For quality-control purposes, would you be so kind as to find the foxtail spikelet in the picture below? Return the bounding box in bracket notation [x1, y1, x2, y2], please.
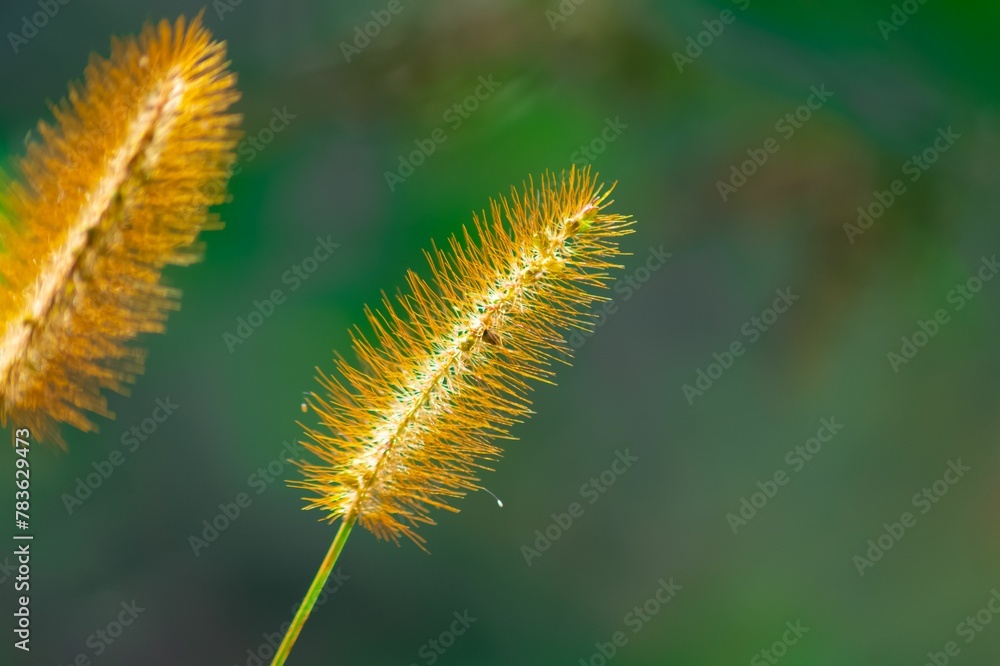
[294, 166, 633, 548]
[0, 15, 241, 446]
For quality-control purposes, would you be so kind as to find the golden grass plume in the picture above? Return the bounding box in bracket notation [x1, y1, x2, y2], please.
[0, 15, 241, 446]
[293, 166, 634, 548]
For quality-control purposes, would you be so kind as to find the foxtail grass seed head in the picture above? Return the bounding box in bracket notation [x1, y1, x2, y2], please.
[0, 15, 241, 446]
[293, 166, 634, 549]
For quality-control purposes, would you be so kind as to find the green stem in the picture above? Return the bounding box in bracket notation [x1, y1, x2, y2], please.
[270, 513, 357, 666]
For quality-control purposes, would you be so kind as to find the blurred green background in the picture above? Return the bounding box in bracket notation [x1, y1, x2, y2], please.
[2, 0, 1000, 664]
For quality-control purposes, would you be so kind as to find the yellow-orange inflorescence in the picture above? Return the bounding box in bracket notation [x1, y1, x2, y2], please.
[0, 15, 241, 446]
[293, 167, 634, 548]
